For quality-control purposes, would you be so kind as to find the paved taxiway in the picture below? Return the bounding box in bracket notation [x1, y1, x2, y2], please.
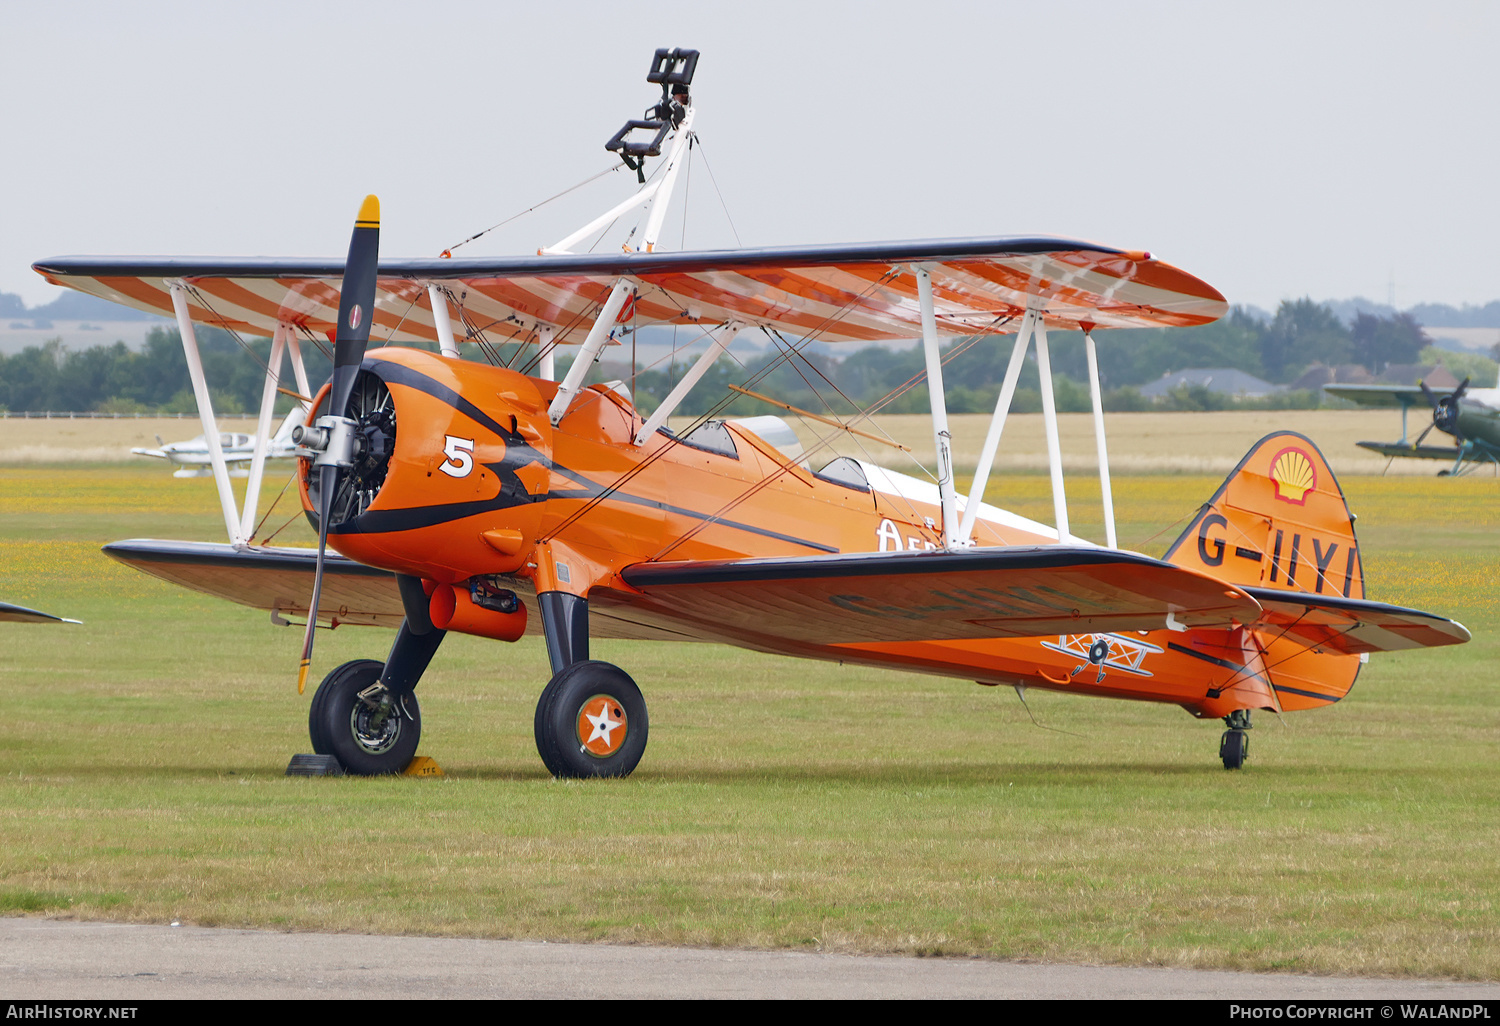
[3, 919, 1498, 999]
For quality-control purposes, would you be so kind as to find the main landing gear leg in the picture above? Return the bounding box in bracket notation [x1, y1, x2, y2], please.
[534, 591, 648, 779]
[308, 574, 444, 775]
[1219, 709, 1251, 770]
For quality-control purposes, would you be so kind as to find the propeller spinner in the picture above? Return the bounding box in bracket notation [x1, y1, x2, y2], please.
[295, 194, 381, 694]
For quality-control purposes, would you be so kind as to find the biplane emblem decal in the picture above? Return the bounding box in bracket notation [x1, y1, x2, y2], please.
[1040, 633, 1164, 684]
[1269, 447, 1316, 505]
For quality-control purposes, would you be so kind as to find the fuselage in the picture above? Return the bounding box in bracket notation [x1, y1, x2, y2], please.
[303, 348, 1356, 721]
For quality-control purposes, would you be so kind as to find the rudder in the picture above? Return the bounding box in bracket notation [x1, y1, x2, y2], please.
[1163, 432, 1363, 600]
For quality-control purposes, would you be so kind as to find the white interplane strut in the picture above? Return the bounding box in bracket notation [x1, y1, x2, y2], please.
[167, 281, 242, 544]
[958, 308, 1038, 545]
[240, 322, 289, 542]
[633, 323, 744, 446]
[548, 280, 633, 424]
[426, 284, 460, 358]
[1033, 316, 1071, 542]
[1084, 329, 1117, 548]
[536, 324, 556, 381]
[915, 265, 960, 548]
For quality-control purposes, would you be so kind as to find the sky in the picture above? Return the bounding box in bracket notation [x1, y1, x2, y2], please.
[3, 0, 1498, 314]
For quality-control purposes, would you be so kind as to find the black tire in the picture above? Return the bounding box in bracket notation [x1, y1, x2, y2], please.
[309, 658, 420, 775]
[1219, 728, 1249, 770]
[307, 659, 380, 754]
[533, 661, 648, 779]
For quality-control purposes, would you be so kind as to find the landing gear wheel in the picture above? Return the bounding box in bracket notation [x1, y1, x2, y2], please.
[534, 660, 648, 779]
[1220, 729, 1249, 770]
[309, 658, 421, 775]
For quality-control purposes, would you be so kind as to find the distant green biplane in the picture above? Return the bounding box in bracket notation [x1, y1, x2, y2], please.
[1325, 379, 1500, 475]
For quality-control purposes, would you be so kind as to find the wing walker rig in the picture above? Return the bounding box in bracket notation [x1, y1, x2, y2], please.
[35, 49, 1470, 778]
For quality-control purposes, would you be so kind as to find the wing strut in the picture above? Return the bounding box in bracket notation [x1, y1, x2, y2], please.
[167, 280, 243, 544]
[959, 308, 1037, 545]
[240, 322, 289, 542]
[915, 265, 960, 548]
[1033, 313, 1072, 543]
[1083, 327, 1117, 548]
[549, 279, 634, 424]
[425, 284, 460, 358]
[633, 322, 744, 445]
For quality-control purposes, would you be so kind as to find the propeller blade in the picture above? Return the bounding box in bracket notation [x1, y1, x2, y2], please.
[331, 194, 381, 420]
[1419, 379, 1439, 410]
[298, 195, 381, 695]
[1453, 376, 1471, 402]
[298, 464, 338, 694]
[1413, 422, 1436, 448]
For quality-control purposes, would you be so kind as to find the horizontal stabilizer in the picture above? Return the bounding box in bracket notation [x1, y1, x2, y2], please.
[620, 546, 1262, 645]
[1246, 587, 1470, 653]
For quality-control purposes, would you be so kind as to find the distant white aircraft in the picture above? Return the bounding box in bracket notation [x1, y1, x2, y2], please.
[132, 408, 305, 478]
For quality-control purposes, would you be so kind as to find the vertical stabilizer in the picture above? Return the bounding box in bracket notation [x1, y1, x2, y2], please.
[1163, 432, 1362, 600]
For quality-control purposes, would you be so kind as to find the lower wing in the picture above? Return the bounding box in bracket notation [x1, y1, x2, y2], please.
[618, 546, 1262, 645]
[1, 602, 81, 625]
[1355, 441, 1463, 461]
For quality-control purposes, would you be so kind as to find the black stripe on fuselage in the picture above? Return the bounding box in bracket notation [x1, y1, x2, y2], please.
[352, 358, 838, 553]
[1166, 641, 1338, 701]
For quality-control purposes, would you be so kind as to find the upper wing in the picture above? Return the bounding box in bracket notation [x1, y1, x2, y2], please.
[616, 546, 1261, 646]
[35, 237, 1226, 346]
[1323, 384, 1429, 408]
[1244, 587, 1470, 653]
[0, 601, 81, 624]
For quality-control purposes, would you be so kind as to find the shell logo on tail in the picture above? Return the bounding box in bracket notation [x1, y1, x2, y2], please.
[1270, 447, 1316, 504]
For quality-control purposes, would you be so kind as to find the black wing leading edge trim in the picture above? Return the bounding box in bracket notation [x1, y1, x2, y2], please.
[623, 545, 1183, 588]
[33, 236, 1123, 282]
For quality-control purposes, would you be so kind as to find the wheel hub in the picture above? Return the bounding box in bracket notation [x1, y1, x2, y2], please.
[350, 690, 402, 755]
[576, 694, 628, 757]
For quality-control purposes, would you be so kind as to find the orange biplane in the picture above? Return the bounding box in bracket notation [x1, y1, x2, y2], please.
[34, 49, 1468, 776]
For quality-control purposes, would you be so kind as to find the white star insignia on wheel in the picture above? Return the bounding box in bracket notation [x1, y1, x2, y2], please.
[585, 703, 622, 748]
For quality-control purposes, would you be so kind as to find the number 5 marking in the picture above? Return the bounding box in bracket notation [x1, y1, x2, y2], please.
[440, 435, 475, 478]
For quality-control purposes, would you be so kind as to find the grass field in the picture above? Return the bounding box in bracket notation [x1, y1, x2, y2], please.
[1, 451, 1498, 978]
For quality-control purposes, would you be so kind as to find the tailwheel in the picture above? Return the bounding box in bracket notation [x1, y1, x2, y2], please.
[534, 660, 648, 779]
[1219, 709, 1251, 770]
[310, 658, 422, 775]
[1220, 729, 1249, 770]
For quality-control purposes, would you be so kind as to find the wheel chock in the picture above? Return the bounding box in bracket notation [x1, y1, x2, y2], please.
[285, 754, 343, 776]
[403, 755, 444, 777]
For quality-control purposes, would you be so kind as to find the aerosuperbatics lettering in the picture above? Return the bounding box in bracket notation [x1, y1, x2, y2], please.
[876, 518, 937, 552]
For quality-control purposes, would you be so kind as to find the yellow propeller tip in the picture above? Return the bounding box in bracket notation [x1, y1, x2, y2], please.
[355, 194, 380, 228]
[298, 660, 310, 696]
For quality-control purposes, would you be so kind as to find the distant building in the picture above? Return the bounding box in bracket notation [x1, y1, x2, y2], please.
[1140, 368, 1281, 400]
[1291, 362, 1458, 390]
[1289, 364, 1374, 390]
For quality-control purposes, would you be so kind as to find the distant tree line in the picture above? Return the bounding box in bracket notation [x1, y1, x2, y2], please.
[0, 301, 1491, 416]
[0, 327, 332, 414]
